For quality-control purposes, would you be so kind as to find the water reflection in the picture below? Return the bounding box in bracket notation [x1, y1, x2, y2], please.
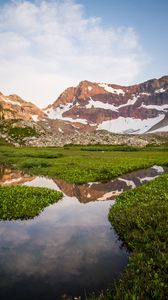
[0, 167, 34, 186]
[0, 165, 166, 202]
[0, 198, 128, 299]
[0, 165, 167, 299]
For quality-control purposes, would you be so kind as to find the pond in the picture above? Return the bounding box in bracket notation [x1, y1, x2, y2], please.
[0, 165, 167, 300]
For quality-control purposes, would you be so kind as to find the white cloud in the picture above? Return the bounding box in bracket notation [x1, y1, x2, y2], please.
[0, 0, 148, 107]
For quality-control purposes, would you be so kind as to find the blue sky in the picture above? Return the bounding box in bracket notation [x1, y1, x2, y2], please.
[0, 0, 167, 107]
[83, 0, 168, 79]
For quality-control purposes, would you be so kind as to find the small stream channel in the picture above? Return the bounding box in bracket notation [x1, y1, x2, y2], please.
[0, 165, 167, 300]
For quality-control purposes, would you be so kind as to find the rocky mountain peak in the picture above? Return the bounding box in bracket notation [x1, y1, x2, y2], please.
[76, 80, 106, 99]
[44, 75, 168, 135]
[1, 76, 168, 137]
[47, 86, 77, 110]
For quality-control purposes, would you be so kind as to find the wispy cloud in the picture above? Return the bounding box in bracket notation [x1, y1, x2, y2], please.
[0, 0, 148, 107]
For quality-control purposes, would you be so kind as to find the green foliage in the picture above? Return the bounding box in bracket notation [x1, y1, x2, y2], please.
[108, 174, 168, 300]
[0, 185, 63, 220]
[0, 147, 63, 159]
[8, 126, 38, 138]
[81, 144, 168, 152]
[24, 151, 63, 159]
[20, 159, 52, 169]
[0, 145, 168, 183]
[145, 143, 168, 151]
[81, 145, 140, 152]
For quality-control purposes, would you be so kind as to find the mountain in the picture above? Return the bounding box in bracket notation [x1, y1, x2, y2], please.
[0, 92, 44, 121]
[1, 76, 168, 137]
[44, 76, 168, 134]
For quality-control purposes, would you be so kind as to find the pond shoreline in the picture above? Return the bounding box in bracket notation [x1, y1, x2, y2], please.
[0, 165, 167, 299]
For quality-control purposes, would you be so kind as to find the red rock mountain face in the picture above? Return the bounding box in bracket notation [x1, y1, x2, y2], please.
[1, 76, 168, 134]
[44, 76, 168, 134]
[0, 92, 45, 121]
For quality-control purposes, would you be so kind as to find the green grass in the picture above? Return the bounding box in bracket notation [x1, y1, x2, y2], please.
[0, 185, 63, 220]
[81, 144, 168, 152]
[80, 145, 140, 151]
[0, 138, 11, 146]
[107, 173, 168, 300]
[0, 145, 168, 183]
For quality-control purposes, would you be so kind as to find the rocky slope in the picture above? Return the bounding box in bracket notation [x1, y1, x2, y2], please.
[23, 131, 168, 148]
[44, 76, 168, 134]
[0, 92, 45, 121]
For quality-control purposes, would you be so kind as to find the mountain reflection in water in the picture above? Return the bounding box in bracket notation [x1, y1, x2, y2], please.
[0, 165, 167, 300]
[0, 165, 166, 202]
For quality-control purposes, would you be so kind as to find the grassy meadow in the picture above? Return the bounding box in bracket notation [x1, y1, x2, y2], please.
[0, 144, 168, 183]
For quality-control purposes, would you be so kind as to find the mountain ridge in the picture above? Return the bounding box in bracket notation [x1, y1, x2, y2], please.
[1, 75, 168, 135]
[44, 75, 168, 134]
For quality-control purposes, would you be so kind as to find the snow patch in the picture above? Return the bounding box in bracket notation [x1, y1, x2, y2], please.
[155, 88, 166, 94]
[86, 97, 118, 111]
[118, 95, 139, 108]
[118, 178, 136, 188]
[138, 176, 155, 183]
[97, 115, 165, 134]
[98, 83, 125, 95]
[140, 92, 151, 96]
[140, 103, 168, 111]
[86, 95, 139, 111]
[90, 123, 97, 127]
[88, 86, 92, 91]
[44, 105, 88, 124]
[152, 165, 164, 172]
[97, 190, 122, 201]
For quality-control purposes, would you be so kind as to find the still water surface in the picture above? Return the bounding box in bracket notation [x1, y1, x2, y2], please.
[0, 165, 167, 299]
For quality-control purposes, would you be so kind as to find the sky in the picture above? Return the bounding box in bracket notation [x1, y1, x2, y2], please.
[0, 0, 167, 108]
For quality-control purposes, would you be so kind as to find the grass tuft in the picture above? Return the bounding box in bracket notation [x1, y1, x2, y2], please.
[0, 185, 63, 220]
